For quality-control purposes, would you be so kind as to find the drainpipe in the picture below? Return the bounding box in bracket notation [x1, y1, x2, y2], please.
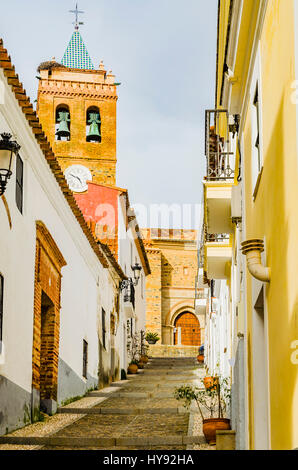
[241, 239, 270, 283]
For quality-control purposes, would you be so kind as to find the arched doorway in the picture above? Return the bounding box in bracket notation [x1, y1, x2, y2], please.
[174, 312, 201, 346]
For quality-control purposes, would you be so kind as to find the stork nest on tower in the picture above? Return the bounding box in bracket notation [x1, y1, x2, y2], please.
[37, 60, 66, 73]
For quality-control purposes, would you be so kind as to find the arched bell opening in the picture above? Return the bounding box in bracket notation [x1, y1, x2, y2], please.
[55, 105, 71, 141]
[86, 106, 101, 143]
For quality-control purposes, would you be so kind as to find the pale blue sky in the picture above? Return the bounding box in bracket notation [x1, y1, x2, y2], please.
[0, 0, 218, 228]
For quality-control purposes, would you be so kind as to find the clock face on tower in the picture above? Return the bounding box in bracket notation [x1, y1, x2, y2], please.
[64, 164, 92, 192]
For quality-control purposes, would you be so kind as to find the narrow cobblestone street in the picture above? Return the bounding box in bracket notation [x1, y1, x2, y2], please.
[0, 358, 212, 451]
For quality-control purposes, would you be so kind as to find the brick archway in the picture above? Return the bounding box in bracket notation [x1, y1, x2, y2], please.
[31, 222, 66, 420]
[174, 312, 201, 346]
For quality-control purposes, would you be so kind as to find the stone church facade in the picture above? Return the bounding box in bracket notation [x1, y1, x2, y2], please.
[142, 229, 203, 357]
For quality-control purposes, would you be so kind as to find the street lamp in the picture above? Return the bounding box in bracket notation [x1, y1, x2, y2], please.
[0, 133, 21, 196]
[120, 262, 142, 291]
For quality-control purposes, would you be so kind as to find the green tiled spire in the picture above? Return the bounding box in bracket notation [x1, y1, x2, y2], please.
[61, 30, 94, 70]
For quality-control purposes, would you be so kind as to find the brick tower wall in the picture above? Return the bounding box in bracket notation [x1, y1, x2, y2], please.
[37, 67, 117, 186]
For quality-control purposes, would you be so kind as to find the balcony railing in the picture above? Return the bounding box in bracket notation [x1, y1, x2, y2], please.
[205, 109, 236, 182]
[206, 233, 230, 243]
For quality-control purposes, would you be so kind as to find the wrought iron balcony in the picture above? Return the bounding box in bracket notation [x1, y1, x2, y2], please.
[205, 109, 237, 182]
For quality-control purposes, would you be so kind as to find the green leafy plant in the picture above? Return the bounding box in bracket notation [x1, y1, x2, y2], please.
[174, 375, 231, 420]
[145, 331, 160, 343]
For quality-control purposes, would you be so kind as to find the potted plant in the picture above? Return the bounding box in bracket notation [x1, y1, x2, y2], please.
[197, 354, 204, 364]
[197, 345, 204, 363]
[174, 376, 231, 445]
[145, 331, 160, 345]
[127, 360, 139, 374]
[127, 332, 140, 374]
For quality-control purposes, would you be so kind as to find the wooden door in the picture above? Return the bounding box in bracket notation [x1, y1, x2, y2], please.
[174, 312, 200, 346]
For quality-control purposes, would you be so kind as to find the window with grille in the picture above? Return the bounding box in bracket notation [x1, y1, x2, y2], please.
[102, 308, 106, 349]
[15, 154, 23, 214]
[83, 340, 88, 378]
[0, 275, 4, 353]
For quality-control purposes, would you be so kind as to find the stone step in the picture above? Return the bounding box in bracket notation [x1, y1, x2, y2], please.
[147, 365, 198, 369]
[110, 383, 202, 390]
[57, 407, 192, 415]
[88, 391, 194, 398]
[0, 435, 202, 448]
[130, 376, 200, 382]
[142, 371, 199, 375]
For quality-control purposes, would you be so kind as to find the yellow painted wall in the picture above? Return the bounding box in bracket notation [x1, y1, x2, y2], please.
[216, 0, 298, 450]
[241, 0, 298, 450]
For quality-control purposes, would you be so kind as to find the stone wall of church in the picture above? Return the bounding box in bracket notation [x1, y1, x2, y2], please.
[142, 230, 200, 355]
[142, 249, 162, 339]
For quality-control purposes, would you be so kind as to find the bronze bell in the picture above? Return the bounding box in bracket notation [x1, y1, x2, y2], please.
[56, 111, 70, 140]
[87, 112, 101, 142]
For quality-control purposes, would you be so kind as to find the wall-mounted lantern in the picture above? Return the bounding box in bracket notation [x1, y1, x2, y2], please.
[0, 133, 21, 196]
[120, 262, 142, 291]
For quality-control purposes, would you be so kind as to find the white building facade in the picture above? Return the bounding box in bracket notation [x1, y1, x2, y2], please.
[0, 42, 128, 435]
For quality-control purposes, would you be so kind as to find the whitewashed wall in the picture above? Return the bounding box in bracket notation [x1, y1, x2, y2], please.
[0, 68, 118, 434]
[118, 196, 147, 368]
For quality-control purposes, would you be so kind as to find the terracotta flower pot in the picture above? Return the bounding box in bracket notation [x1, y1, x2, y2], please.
[137, 361, 144, 369]
[203, 376, 219, 390]
[127, 363, 138, 374]
[197, 354, 204, 363]
[140, 355, 149, 364]
[203, 418, 231, 445]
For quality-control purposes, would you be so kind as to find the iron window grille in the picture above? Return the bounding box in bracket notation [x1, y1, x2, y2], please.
[15, 154, 23, 214]
[83, 339, 88, 379]
[102, 308, 106, 349]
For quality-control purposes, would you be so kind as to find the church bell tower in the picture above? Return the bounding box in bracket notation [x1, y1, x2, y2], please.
[37, 5, 118, 188]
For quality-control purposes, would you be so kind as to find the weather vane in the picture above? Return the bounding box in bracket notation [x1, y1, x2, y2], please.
[69, 3, 84, 30]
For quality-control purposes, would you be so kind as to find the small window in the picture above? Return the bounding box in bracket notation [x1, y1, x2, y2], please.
[55, 105, 71, 141]
[102, 308, 106, 349]
[252, 82, 263, 198]
[15, 154, 23, 214]
[0, 275, 4, 353]
[86, 107, 101, 143]
[83, 339, 88, 378]
[183, 267, 189, 276]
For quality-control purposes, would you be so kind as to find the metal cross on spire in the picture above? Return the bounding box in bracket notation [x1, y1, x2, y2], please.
[69, 3, 84, 30]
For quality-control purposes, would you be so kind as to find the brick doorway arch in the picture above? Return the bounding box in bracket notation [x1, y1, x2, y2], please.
[174, 312, 201, 346]
[31, 222, 66, 421]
